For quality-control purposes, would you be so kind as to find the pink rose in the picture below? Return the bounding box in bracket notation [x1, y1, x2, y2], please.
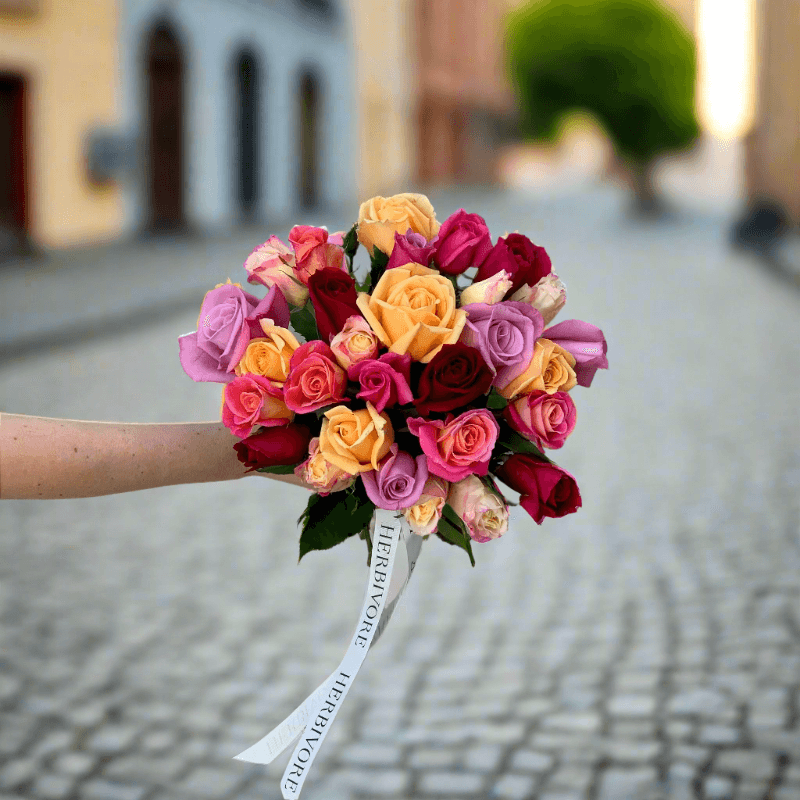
[221, 373, 294, 439]
[347, 352, 414, 412]
[243, 236, 309, 307]
[330, 316, 380, 369]
[403, 475, 449, 536]
[433, 209, 493, 276]
[408, 408, 499, 482]
[361, 444, 429, 511]
[294, 437, 355, 495]
[289, 225, 346, 284]
[283, 340, 347, 413]
[386, 230, 437, 270]
[504, 390, 576, 450]
[448, 475, 509, 543]
[509, 273, 567, 326]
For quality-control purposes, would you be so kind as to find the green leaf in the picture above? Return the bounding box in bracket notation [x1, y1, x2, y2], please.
[342, 224, 359, 260]
[256, 463, 299, 475]
[486, 390, 508, 411]
[436, 503, 476, 567]
[298, 488, 376, 561]
[290, 304, 320, 342]
[496, 422, 551, 461]
[367, 246, 390, 295]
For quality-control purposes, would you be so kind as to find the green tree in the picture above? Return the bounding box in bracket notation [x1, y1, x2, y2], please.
[507, 0, 700, 215]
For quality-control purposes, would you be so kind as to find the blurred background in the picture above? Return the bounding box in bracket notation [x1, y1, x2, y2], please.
[2, 2, 800, 800]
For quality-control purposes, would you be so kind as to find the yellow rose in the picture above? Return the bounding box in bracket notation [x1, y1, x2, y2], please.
[497, 338, 577, 399]
[356, 263, 466, 363]
[356, 193, 440, 256]
[235, 323, 300, 384]
[318, 403, 394, 475]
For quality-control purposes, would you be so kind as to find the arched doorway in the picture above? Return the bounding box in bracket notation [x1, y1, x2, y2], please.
[233, 49, 260, 219]
[145, 24, 185, 230]
[298, 70, 320, 209]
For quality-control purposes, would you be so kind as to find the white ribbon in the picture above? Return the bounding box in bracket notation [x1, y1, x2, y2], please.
[234, 511, 422, 798]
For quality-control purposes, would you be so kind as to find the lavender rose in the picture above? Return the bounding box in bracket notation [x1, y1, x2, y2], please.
[543, 319, 608, 387]
[433, 209, 493, 276]
[178, 282, 290, 383]
[361, 445, 429, 511]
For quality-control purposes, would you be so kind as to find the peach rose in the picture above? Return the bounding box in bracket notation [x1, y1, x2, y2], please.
[403, 476, 449, 536]
[294, 437, 355, 495]
[496, 338, 577, 399]
[357, 193, 440, 256]
[235, 324, 300, 385]
[318, 403, 394, 475]
[356, 263, 466, 363]
[329, 316, 380, 370]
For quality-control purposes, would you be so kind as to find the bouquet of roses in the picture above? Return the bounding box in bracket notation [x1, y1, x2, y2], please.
[178, 192, 607, 797]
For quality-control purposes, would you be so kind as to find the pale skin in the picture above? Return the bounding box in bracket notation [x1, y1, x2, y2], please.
[0, 413, 308, 500]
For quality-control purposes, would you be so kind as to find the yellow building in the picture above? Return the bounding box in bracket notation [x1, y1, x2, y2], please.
[0, 0, 123, 252]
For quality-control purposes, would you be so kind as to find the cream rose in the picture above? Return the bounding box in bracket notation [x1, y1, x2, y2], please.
[459, 269, 513, 306]
[318, 403, 394, 475]
[294, 438, 355, 494]
[329, 316, 380, 370]
[403, 476, 449, 536]
[356, 263, 466, 363]
[448, 475, 509, 543]
[357, 193, 440, 256]
[509, 273, 567, 326]
[235, 323, 300, 384]
[496, 338, 577, 399]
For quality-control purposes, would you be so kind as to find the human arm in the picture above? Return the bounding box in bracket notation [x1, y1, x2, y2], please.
[0, 413, 307, 500]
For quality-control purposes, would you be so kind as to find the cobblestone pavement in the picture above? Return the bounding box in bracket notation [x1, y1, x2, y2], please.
[1, 188, 800, 800]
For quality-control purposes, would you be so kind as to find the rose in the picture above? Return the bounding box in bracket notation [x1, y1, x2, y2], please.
[403, 476, 449, 536]
[356, 263, 466, 363]
[243, 236, 309, 307]
[329, 316, 380, 369]
[288, 225, 346, 284]
[504, 391, 576, 450]
[221, 374, 294, 438]
[294, 437, 355, 495]
[459, 301, 544, 386]
[510, 273, 567, 326]
[475, 233, 552, 296]
[495, 454, 581, 524]
[543, 319, 608, 387]
[307, 268, 363, 343]
[283, 340, 347, 413]
[348, 353, 414, 412]
[235, 323, 300, 384]
[386, 230, 437, 270]
[233, 424, 312, 472]
[447, 475, 509, 543]
[361, 444, 429, 511]
[408, 408, 499, 482]
[414, 343, 493, 415]
[357, 193, 440, 257]
[318, 403, 394, 474]
[178, 282, 290, 383]
[459, 270, 513, 306]
[432, 209, 493, 275]
[496, 338, 577, 399]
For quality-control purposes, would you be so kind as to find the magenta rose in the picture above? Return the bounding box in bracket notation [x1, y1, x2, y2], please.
[543, 319, 608, 387]
[408, 408, 499, 482]
[347, 352, 414, 412]
[233, 424, 312, 472]
[504, 390, 576, 450]
[475, 233, 552, 296]
[289, 225, 346, 284]
[459, 301, 544, 385]
[178, 283, 290, 383]
[495, 454, 581, 524]
[283, 340, 347, 413]
[432, 209, 493, 276]
[307, 268, 363, 343]
[361, 444, 429, 511]
[386, 230, 437, 270]
[222, 373, 294, 438]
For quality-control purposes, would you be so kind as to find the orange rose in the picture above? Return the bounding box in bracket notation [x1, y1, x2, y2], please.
[356, 193, 440, 256]
[496, 338, 577, 399]
[318, 404, 394, 474]
[356, 263, 466, 363]
[234, 324, 300, 384]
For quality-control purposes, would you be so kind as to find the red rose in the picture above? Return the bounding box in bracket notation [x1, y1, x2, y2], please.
[495, 454, 581, 524]
[234, 424, 312, 472]
[307, 268, 363, 342]
[432, 209, 493, 276]
[475, 233, 552, 295]
[414, 343, 493, 415]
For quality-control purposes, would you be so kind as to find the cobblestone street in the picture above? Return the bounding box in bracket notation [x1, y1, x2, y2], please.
[1, 187, 799, 800]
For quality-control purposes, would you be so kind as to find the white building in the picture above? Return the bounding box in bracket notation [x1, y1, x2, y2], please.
[118, 0, 356, 234]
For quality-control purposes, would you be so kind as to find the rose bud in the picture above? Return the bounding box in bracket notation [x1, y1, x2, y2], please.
[403, 476, 449, 536]
[447, 475, 509, 543]
[307, 268, 363, 343]
[294, 437, 355, 495]
[234, 424, 312, 472]
[386, 229, 437, 270]
[330, 316, 380, 370]
[495, 454, 581, 524]
[289, 225, 346, 285]
[459, 270, 513, 306]
[510, 273, 567, 326]
[221, 373, 294, 439]
[432, 209, 493, 276]
[543, 319, 608, 387]
[504, 390, 576, 450]
[414, 343, 493, 416]
[243, 236, 309, 307]
[283, 340, 347, 413]
[348, 352, 414, 413]
[361, 445, 429, 511]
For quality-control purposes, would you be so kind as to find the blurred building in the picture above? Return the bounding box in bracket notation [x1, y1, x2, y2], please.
[118, 0, 357, 234]
[0, 0, 124, 254]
